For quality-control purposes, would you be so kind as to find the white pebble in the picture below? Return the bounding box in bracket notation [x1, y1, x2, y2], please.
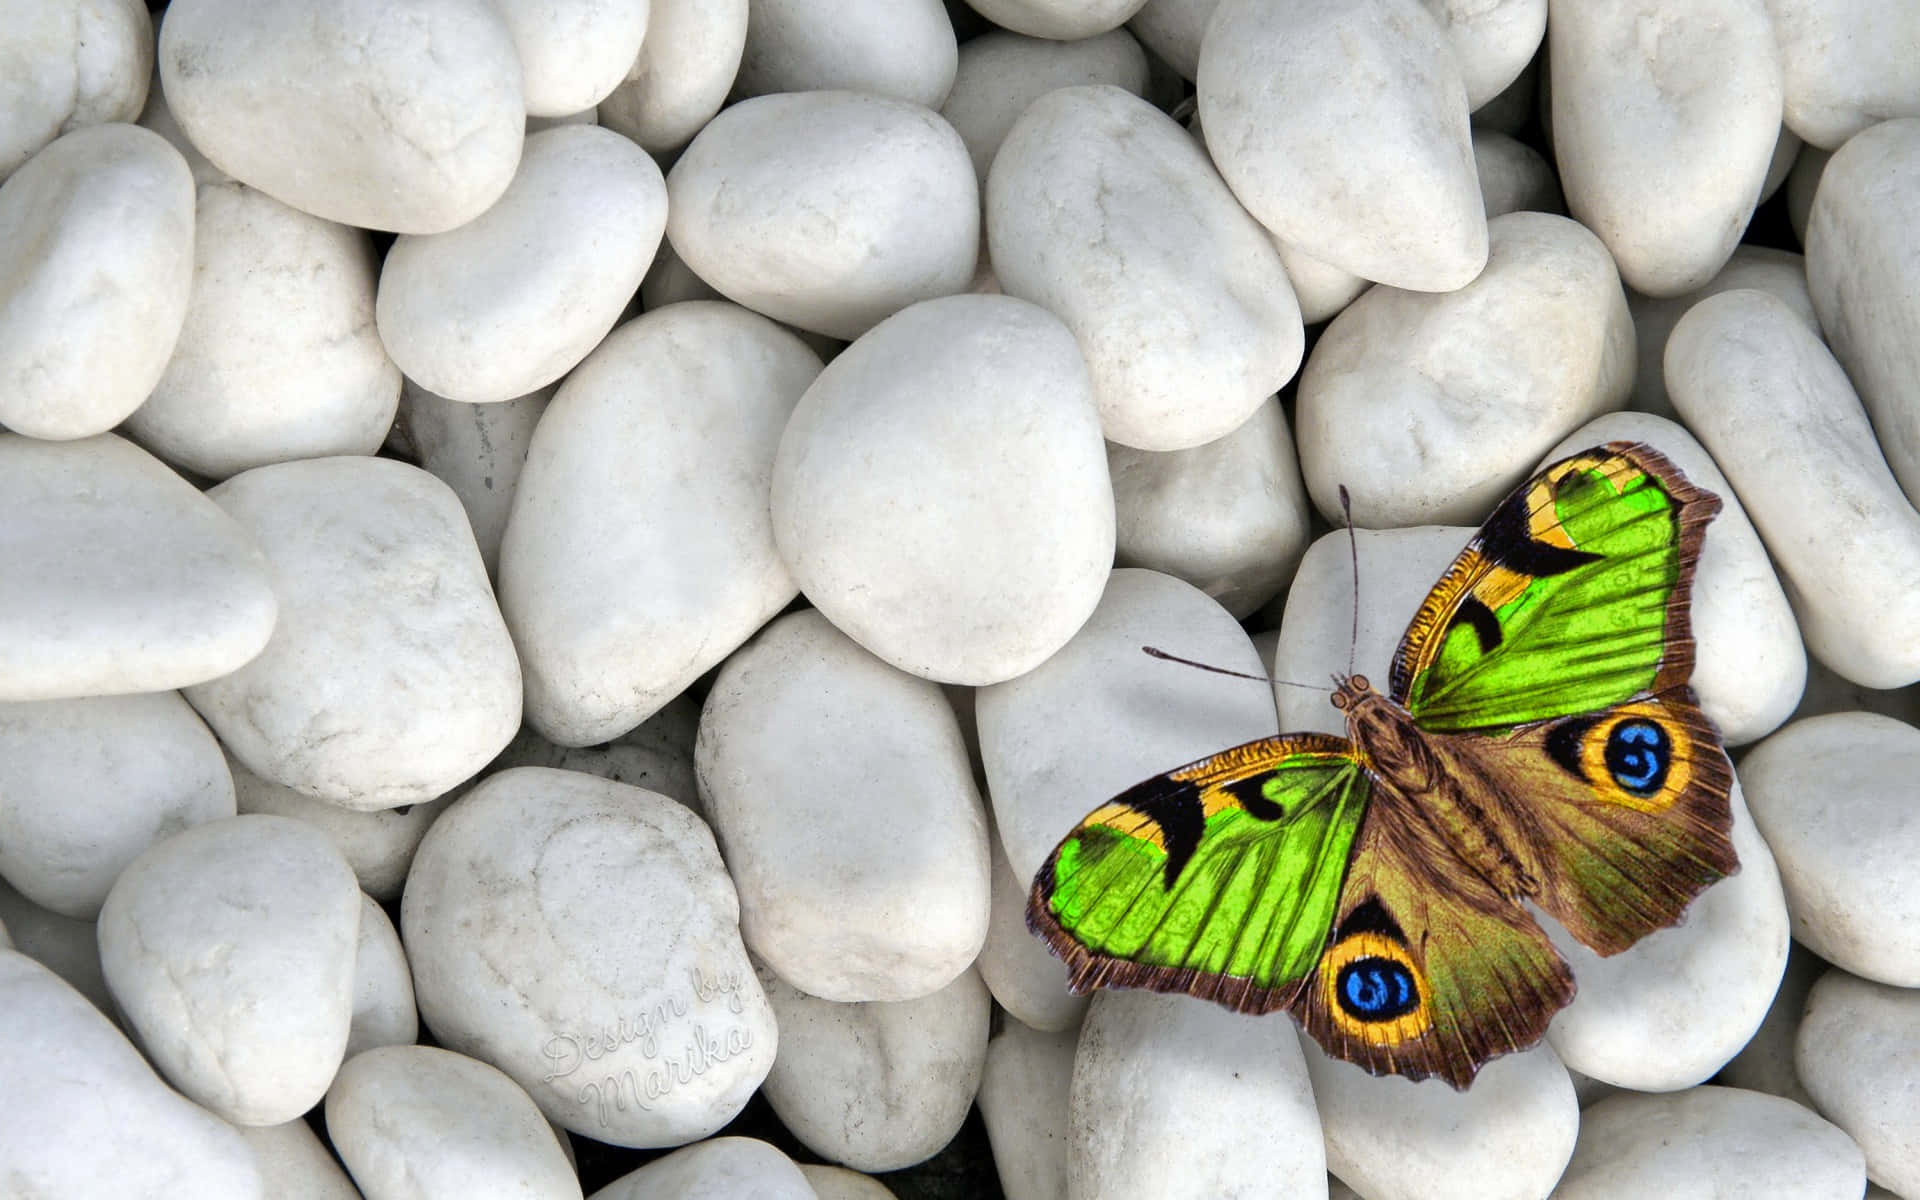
[979, 1019, 1074, 1200]
[966, 0, 1147, 40]
[231, 1119, 360, 1200]
[501, 303, 819, 746]
[1740, 712, 1920, 986]
[942, 29, 1149, 188]
[1667, 288, 1920, 688]
[187, 457, 522, 809]
[1425, 0, 1545, 111]
[402, 768, 775, 1148]
[0, 433, 276, 701]
[588, 1137, 814, 1200]
[229, 756, 450, 902]
[1770, 0, 1920, 148]
[345, 893, 418, 1060]
[1548, 0, 1782, 297]
[595, 0, 747, 153]
[697, 608, 989, 1002]
[1199, 0, 1485, 291]
[1108, 399, 1312, 619]
[989, 86, 1303, 451]
[1796, 967, 1920, 1197]
[1551, 1086, 1864, 1197]
[97, 815, 362, 1125]
[377, 126, 665, 405]
[666, 91, 977, 340]
[736, 0, 956, 109]
[771, 295, 1113, 685]
[1296, 211, 1632, 527]
[0, 692, 234, 919]
[325, 1044, 582, 1200]
[0, 0, 152, 178]
[758, 964, 989, 1172]
[396, 381, 551, 580]
[1805, 117, 1920, 508]
[159, 0, 525, 234]
[1071, 991, 1323, 1197]
[0, 950, 262, 1198]
[975, 827, 1087, 1033]
[0, 123, 193, 439]
[489, 0, 651, 118]
[1627, 245, 1817, 421]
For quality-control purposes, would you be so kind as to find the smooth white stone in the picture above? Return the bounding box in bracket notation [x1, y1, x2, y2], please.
[1740, 712, 1920, 986]
[0, 875, 113, 1018]
[1108, 400, 1310, 619]
[1542, 410, 1807, 745]
[1667, 288, 1920, 688]
[98, 815, 361, 1125]
[403, 767, 775, 1148]
[589, 1137, 814, 1200]
[595, 0, 747, 153]
[736, 0, 956, 109]
[1797, 967, 1920, 1196]
[979, 1019, 1074, 1200]
[1473, 128, 1562, 218]
[1805, 118, 1920, 508]
[965, 0, 1147, 40]
[771, 294, 1112, 684]
[976, 826, 1087, 1033]
[1273, 239, 1371, 325]
[1127, 0, 1214, 80]
[491, 0, 650, 117]
[989, 85, 1303, 450]
[1199, 0, 1486, 291]
[1549, 0, 1782, 296]
[159, 0, 524, 233]
[799, 1163, 898, 1200]
[1552, 1086, 1865, 1198]
[230, 756, 450, 903]
[758, 965, 989, 1172]
[978, 568, 1278, 885]
[326, 1044, 581, 1200]
[1296, 211, 1633, 527]
[1543, 780, 1790, 1089]
[378, 126, 666, 404]
[1719, 939, 1823, 1108]
[1071, 991, 1322, 1198]
[492, 693, 702, 812]
[697, 609, 989, 1003]
[0, 692, 233, 920]
[188, 457, 522, 808]
[0, 951, 262, 1198]
[1424, 0, 1545, 110]
[0, 434, 276, 701]
[0, 0, 152, 178]
[232, 1118, 360, 1200]
[1302, 1039, 1576, 1200]
[501, 303, 818, 746]
[345, 893, 417, 1060]
[942, 30, 1149, 187]
[666, 91, 977, 340]
[1786, 143, 1831, 244]
[0, 123, 193, 438]
[1627, 245, 1816, 421]
[397, 382, 552, 581]
[1770, 0, 1920, 148]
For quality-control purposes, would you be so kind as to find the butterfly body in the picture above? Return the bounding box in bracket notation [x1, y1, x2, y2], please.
[1028, 443, 1738, 1087]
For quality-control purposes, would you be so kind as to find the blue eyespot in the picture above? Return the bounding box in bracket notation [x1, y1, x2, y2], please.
[1604, 718, 1670, 795]
[1336, 957, 1419, 1021]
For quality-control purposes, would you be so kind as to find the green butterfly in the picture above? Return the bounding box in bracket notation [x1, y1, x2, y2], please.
[1027, 442, 1739, 1088]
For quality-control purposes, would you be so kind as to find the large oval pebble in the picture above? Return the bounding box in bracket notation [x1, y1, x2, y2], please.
[490, 0, 649, 118]
[595, 0, 747, 153]
[1667, 288, 1920, 688]
[1430, 0, 1544, 111]
[1796, 967, 1920, 1196]
[979, 1019, 1075, 1200]
[1740, 712, 1920, 986]
[989, 85, 1302, 451]
[0, 0, 152, 178]
[1627, 245, 1817, 421]
[159, 0, 524, 233]
[735, 0, 956, 109]
[97, 814, 362, 1125]
[589, 1137, 814, 1200]
[771, 294, 1113, 685]
[187, 456, 522, 808]
[0, 950, 262, 1198]
[403, 767, 775, 1148]
[378, 126, 666, 405]
[501, 302, 819, 746]
[666, 91, 976, 340]
[0, 122, 193, 439]
[0, 433, 276, 701]
[1297, 211, 1633, 527]
[1771, 0, 1920, 148]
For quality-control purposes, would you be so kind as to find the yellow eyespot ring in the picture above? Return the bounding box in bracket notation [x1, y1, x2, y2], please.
[1318, 930, 1433, 1045]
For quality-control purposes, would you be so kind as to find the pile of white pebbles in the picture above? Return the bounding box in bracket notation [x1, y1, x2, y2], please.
[3, 0, 1919, 1197]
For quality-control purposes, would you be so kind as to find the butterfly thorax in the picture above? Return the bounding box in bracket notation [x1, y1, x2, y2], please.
[1333, 674, 1538, 901]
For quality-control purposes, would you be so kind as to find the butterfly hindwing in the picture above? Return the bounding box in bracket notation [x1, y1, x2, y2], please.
[1027, 735, 1370, 1013]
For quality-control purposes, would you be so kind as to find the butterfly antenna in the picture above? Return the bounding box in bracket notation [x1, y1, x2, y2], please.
[1141, 646, 1333, 694]
[1340, 485, 1360, 680]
